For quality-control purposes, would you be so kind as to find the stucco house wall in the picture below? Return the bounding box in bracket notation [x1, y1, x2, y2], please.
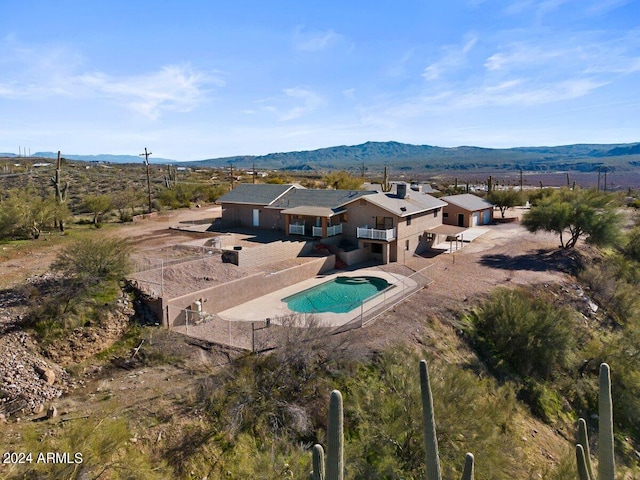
[221, 203, 283, 230]
[442, 204, 492, 228]
[342, 199, 396, 240]
[442, 203, 472, 227]
[396, 207, 443, 256]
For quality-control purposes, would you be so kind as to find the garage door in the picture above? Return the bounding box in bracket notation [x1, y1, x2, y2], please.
[483, 209, 491, 224]
[472, 212, 479, 226]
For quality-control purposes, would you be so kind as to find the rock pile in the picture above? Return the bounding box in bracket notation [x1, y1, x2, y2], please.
[0, 273, 137, 419]
[0, 331, 68, 417]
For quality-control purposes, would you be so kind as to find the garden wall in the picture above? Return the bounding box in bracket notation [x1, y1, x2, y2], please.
[165, 255, 335, 327]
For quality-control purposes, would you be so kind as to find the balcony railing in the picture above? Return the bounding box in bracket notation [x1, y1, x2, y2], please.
[312, 223, 343, 237]
[328, 223, 342, 236]
[289, 223, 305, 235]
[357, 226, 396, 241]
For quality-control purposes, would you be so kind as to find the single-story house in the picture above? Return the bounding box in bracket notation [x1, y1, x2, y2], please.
[217, 182, 447, 264]
[440, 193, 494, 228]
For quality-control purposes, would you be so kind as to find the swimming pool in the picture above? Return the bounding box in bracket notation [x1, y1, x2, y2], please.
[282, 276, 391, 314]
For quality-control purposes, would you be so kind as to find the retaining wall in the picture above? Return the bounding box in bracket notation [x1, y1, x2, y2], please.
[166, 255, 335, 327]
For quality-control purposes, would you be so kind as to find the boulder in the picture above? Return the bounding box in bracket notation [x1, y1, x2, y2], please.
[35, 366, 56, 385]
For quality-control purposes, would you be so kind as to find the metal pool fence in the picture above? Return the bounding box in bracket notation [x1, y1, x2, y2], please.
[169, 264, 434, 352]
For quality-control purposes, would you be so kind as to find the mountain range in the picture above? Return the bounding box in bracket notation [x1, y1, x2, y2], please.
[3, 141, 640, 173]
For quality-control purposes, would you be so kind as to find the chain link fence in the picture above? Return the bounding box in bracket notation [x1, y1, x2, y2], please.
[170, 264, 434, 351]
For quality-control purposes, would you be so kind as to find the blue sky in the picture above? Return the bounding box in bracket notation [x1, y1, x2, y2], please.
[1, 0, 639, 160]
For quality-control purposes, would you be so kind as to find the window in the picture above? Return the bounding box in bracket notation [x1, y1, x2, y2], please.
[433, 209, 438, 217]
[405, 240, 410, 250]
[406, 215, 412, 226]
[371, 243, 383, 254]
[443, 212, 449, 218]
[375, 216, 393, 230]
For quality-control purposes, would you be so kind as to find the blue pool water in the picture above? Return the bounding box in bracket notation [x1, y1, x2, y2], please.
[283, 276, 391, 314]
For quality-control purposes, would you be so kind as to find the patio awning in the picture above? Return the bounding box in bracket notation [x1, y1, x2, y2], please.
[280, 206, 343, 217]
[427, 225, 466, 237]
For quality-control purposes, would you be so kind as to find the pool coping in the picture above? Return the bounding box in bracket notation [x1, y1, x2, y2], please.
[215, 269, 418, 327]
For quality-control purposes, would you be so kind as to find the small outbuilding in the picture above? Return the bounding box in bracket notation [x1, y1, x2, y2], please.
[440, 193, 494, 228]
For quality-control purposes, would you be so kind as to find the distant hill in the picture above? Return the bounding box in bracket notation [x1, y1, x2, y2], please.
[4, 141, 640, 173]
[183, 141, 640, 173]
[30, 152, 176, 164]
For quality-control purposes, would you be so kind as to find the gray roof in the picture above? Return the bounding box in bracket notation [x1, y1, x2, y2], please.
[440, 193, 494, 211]
[359, 191, 447, 217]
[280, 206, 337, 217]
[362, 182, 439, 194]
[217, 183, 299, 206]
[269, 188, 375, 211]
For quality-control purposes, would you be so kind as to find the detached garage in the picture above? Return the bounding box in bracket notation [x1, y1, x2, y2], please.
[440, 194, 494, 228]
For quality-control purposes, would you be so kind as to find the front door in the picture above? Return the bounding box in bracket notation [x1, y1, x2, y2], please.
[252, 209, 260, 227]
[457, 213, 465, 227]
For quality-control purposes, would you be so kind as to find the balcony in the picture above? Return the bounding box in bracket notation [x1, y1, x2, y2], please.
[357, 226, 396, 241]
[289, 223, 305, 235]
[312, 223, 343, 237]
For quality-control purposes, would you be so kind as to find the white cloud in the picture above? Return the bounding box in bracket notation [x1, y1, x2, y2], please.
[279, 87, 324, 121]
[255, 86, 324, 121]
[77, 65, 219, 119]
[484, 44, 570, 71]
[294, 27, 343, 52]
[451, 78, 607, 108]
[422, 35, 477, 81]
[585, 0, 634, 15]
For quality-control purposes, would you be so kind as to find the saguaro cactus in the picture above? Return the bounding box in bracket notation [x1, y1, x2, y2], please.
[309, 444, 325, 480]
[50, 151, 69, 203]
[326, 390, 344, 480]
[575, 362, 615, 480]
[420, 359, 475, 480]
[310, 361, 476, 480]
[461, 453, 475, 480]
[164, 164, 177, 189]
[420, 359, 442, 480]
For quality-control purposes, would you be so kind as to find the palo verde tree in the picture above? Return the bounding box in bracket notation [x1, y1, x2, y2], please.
[487, 188, 524, 218]
[52, 237, 131, 285]
[0, 188, 62, 239]
[522, 188, 621, 249]
[82, 193, 112, 226]
[323, 170, 363, 190]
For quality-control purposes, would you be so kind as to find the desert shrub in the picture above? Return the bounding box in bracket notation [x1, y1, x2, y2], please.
[343, 348, 525, 480]
[52, 237, 131, 284]
[526, 187, 556, 206]
[624, 226, 640, 263]
[6, 417, 169, 479]
[466, 288, 575, 380]
[597, 329, 640, 440]
[22, 237, 130, 341]
[0, 189, 61, 239]
[578, 261, 640, 326]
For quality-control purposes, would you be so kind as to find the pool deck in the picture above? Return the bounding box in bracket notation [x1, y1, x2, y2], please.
[215, 269, 418, 327]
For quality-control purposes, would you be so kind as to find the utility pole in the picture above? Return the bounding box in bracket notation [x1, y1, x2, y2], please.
[604, 167, 608, 192]
[139, 147, 153, 214]
[230, 163, 235, 190]
[597, 167, 601, 192]
[519, 168, 523, 191]
[252, 162, 256, 184]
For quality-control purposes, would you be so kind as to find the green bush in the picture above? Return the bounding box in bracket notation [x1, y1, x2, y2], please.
[52, 237, 131, 284]
[466, 288, 575, 380]
[6, 417, 169, 479]
[343, 349, 525, 479]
